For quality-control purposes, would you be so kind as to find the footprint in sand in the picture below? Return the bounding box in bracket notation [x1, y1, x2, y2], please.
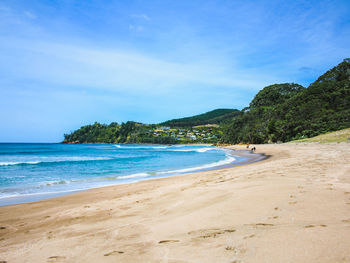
[188, 228, 236, 239]
[225, 245, 247, 255]
[304, 224, 315, 228]
[104, 251, 124, 256]
[47, 256, 66, 262]
[243, 234, 255, 239]
[46, 231, 54, 240]
[289, 201, 297, 205]
[304, 224, 327, 228]
[254, 223, 274, 227]
[158, 240, 179, 244]
[225, 246, 235, 251]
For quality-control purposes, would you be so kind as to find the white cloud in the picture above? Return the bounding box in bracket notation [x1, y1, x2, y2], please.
[23, 11, 36, 19]
[129, 24, 143, 31]
[131, 14, 151, 21]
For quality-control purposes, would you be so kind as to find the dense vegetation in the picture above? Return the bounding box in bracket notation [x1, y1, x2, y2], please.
[63, 121, 221, 144]
[64, 122, 175, 144]
[221, 59, 350, 143]
[161, 109, 239, 127]
[63, 122, 120, 144]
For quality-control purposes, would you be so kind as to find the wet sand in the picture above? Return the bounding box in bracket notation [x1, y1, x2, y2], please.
[0, 143, 350, 263]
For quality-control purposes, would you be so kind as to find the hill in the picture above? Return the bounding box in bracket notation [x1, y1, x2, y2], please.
[160, 109, 239, 127]
[63, 121, 223, 144]
[292, 128, 350, 143]
[222, 58, 350, 144]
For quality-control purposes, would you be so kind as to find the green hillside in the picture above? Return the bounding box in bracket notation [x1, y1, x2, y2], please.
[160, 109, 239, 127]
[62, 109, 234, 144]
[222, 58, 350, 144]
[292, 128, 350, 143]
[63, 121, 222, 144]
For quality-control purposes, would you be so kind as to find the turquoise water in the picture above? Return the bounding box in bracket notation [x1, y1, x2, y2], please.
[0, 143, 240, 206]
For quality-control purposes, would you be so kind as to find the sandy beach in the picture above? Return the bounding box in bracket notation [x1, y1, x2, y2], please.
[0, 143, 350, 263]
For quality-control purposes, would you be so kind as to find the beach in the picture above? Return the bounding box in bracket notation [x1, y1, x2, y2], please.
[0, 143, 350, 263]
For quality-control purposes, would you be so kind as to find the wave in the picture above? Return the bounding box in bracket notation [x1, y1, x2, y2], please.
[0, 161, 41, 166]
[170, 147, 215, 153]
[0, 156, 111, 166]
[0, 150, 59, 155]
[0, 154, 236, 203]
[45, 180, 69, 186]
[114, 145, 168, 149]
[118, 154, 235, 180]
[114, 145, 216, 153]
[158, 154, 236, 174]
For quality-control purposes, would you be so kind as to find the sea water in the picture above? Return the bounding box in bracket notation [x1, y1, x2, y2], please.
[0, 143, 242, 206]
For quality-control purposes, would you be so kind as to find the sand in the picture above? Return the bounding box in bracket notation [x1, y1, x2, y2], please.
[0, 143, 350, 263]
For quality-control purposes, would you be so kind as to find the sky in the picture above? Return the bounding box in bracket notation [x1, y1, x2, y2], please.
[0, 0, 349, 142]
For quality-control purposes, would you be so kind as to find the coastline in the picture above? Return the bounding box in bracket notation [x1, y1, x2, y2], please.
[0, 146, 265, 207]
[1, 143, 350, 262]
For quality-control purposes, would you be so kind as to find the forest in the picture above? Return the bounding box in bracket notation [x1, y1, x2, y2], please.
[63, 121, 222, 144]
[221, 59, 350, 143]
[161, 109, 239, 127]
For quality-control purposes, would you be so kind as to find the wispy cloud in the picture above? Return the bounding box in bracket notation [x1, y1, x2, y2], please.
[129, 24, 143, 31]
[131, 14, 151, 21]
[0, 37, 275, 95]
[23, 11, 36, 19]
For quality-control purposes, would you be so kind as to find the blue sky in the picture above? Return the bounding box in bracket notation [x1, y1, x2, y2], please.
[0, 0, 349, 142]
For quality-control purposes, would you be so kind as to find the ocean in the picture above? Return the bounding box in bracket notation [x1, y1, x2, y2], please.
[0, 143, 242, 206]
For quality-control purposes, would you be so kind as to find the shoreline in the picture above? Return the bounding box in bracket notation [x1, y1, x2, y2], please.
[1, 143, 349, 262]
[0, 147, 266, 207]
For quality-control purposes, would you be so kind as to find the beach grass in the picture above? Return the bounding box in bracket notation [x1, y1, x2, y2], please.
[292, 128, 350, 143]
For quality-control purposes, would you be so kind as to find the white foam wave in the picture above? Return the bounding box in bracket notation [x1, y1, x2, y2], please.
[0, 156, 111, 166]
[158, 154, 236, 175]
[171, 147, 215, 153]
[0, 161, 41, 166]
[117, 154, 235, 180]
[118, 172, 149, 179]
[114, 145, 168, 149]
[114, 145, 216, 152]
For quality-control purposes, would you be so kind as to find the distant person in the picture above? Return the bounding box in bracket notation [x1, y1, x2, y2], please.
[246, 144, 250, 149]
